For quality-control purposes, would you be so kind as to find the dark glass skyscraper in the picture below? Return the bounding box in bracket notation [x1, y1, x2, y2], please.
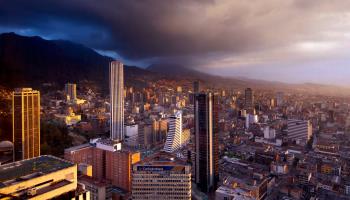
[194, 92, 219, 193]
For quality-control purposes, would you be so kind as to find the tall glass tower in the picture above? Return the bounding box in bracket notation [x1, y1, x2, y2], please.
[195, 92, 219, 193]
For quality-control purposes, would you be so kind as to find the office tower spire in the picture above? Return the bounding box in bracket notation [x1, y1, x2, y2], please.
[110, 61, 124, 142]
[12, 88, 40, 161]
[195, 92, 219, 193]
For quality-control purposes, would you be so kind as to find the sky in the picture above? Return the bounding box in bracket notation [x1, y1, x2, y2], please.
[1, 0, 350, 86]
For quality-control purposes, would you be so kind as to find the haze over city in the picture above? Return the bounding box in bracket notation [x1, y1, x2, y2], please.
[2, 0, 350, 85]
[3, 1, 350, 200]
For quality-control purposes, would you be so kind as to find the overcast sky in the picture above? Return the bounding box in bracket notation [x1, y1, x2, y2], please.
[1, 0, 350, 85]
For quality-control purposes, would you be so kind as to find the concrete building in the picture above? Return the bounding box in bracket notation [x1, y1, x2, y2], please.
[12, 88, 40, 161]
[110, 61, 124, 142]
[132, 152, 191, 200]
[287, 119, 312, 143]
[164, 111, 183, 153]
[0, 155, 90, 199]
[64, 139, 140, 194]
[195, 92, 219, 193]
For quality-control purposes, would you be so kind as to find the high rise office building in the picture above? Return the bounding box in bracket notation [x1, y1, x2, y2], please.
[164, 111, 183, 153]
[110, 61, 124, 142]
[195, 92, 219, 193]
[132, 152, 191, 200]
[65, 83, 77, 102]
[287, 119, 312, 143]
[12, 88, 40, 161]
[244, 88, 254, 110]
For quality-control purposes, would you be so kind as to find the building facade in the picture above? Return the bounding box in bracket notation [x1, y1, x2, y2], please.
[195, 92, 219, 192]
[110, 61, 124, 142]
[164, 110, 183, 153]
[65, 139, 140, 193]
[132, 152, 191, 200]
[12, 88, 40, 161]
[287, 119, 312, 143]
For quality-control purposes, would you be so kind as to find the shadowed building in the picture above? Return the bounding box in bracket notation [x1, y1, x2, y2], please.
[195, 92, 219, 193]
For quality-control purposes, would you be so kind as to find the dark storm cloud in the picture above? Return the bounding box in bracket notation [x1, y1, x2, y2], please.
[1, 0, 350, 69]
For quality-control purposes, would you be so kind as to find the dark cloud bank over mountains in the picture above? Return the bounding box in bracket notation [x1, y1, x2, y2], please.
[2, 0, 350, 69]
[0, 32, 350, 97]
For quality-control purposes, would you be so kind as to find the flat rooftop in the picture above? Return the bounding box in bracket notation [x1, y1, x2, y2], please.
[0, 155, 75, 188]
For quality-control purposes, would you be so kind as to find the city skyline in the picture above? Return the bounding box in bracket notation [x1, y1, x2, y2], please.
[2, 1, 350, 85]
[3, 1, 350, 200]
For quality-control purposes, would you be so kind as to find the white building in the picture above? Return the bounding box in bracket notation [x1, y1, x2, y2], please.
[164, 111, 183, 153]
[109, 61, 124, 142]
[287, 119, 312, 143]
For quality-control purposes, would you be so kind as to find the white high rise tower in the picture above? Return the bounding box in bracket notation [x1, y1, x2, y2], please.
[164, 111, 183, 153]
[110, 61, 124, 142]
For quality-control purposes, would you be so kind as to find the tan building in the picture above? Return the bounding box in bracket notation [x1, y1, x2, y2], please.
[0, 155, 90, 200]
[132, 152, 191, 200]
[12, 88, 40, 161]
[65, 139, 140, 194]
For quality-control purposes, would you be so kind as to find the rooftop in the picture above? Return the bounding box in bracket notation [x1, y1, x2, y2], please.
[0, 155, 75, 188]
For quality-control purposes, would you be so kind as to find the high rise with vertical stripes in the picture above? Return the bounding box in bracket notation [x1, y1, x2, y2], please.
[164, 111, 183, 153]
[195, 92, 219, 193]
[12, 88, 40, 161]
[110, 61, 124, 142]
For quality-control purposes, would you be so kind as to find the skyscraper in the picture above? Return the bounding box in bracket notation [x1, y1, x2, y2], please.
[110, 61, 124, 142]
[65, 83, 77, 102]
[12, 88, 40, 161]
[195, 92, 219, 193]
[245, 88, 254, 112]
[164, 110, 183, 153]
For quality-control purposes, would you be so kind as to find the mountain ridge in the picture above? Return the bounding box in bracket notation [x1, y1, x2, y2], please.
[0, 32, 349, 96]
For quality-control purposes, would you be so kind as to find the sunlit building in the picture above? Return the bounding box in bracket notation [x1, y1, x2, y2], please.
[65, 139, 140, 194]
[12, 88, 40, 161]
[0, 155, 90, 200]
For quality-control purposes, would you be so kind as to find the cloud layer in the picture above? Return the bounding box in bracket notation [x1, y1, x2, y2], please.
[1, 0, 350, 84]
